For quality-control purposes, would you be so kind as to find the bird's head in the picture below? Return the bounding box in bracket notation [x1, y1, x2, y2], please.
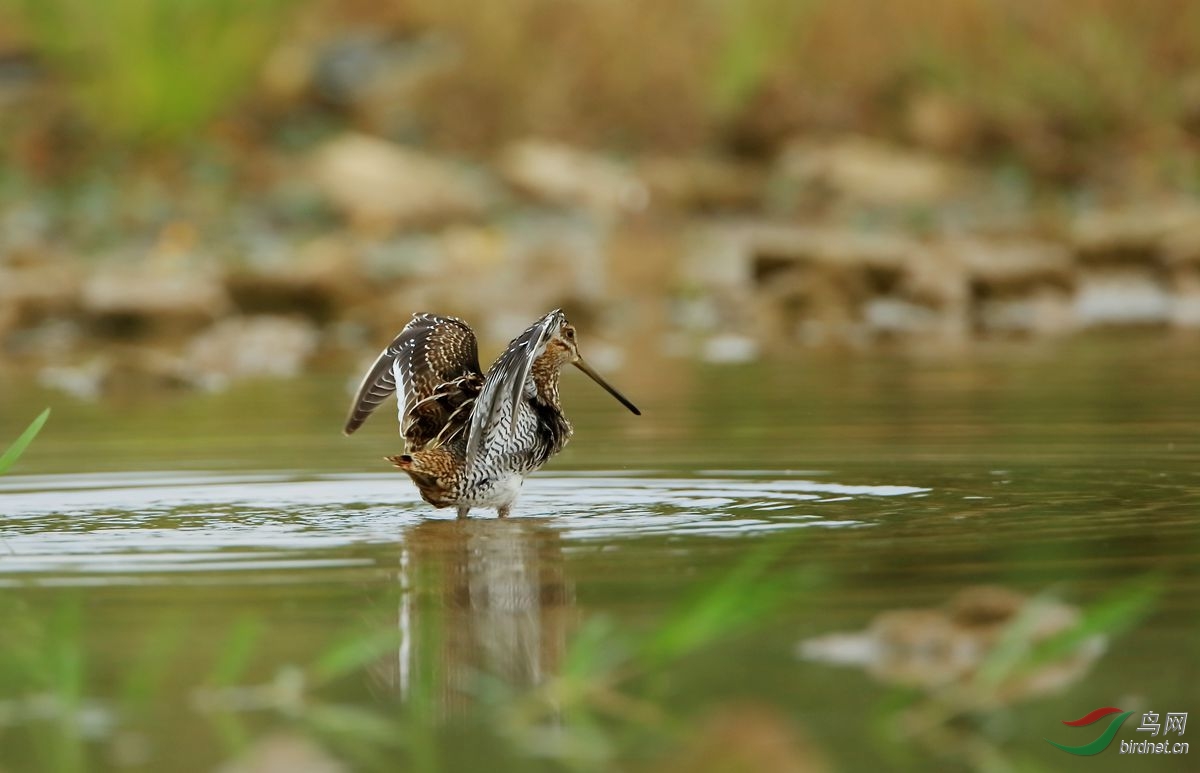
[541, 310, 639, 415]
[544, 315, 581, 365]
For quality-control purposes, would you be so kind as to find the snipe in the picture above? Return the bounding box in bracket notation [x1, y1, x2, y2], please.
[344, 310, 640, 517]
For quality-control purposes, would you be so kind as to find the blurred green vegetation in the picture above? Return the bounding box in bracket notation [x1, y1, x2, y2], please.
[0, 407, 49, 474]
[709, 0, 817, 118]
[0, 544, 794, 772]
[9, 0, 294, 143]
[0, 566, 1160, 772]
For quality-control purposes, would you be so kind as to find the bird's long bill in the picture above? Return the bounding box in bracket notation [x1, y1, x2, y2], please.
[574, 358, 641, 415]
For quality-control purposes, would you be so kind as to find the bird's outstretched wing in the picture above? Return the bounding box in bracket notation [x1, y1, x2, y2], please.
[464, 309, 562, 471]
[344, 314, 484, 451]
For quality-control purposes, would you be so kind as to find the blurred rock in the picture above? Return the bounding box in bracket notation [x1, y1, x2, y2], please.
[1162, 216, 1200, 268]
[704, 223, 967, 346]
[702, 333, 759, 364]
[799, 585, 1105, 707]
[0, 257, 81, 337]
[1069, 206, 1200, 327]
[368, 215, 612, 345]
[1172, 269, 1200, 328]
[226, 240, 368, 324]
[498, 140, 648, 216]
[862, 297, 945, 337]
[1075, 269, 1173, 327]
[975, 288, 1077, 336]
[3, 318, 82, 360]
[897, 246, 969, 337]
[37, 358, 112, 401]
[1156, 217, 1200, 328]
[215, 732, 346, 773]
[957, 239, 1076, 335]
[180, 315, 320, 391]
[1071, 204, 1200, 267]
[686, 215, 1200, 344]
[81, 263, 229, 337]
[960, 239, 1075, 293]
[777, 137, 966, 207]
[37, 350, 187, 400]
[640, 155, 764, 212]
[310, 133, 493, 230]
[226, 271, 340, 324]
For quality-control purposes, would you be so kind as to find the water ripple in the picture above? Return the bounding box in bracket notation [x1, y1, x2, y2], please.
[0, 471, 927, 584]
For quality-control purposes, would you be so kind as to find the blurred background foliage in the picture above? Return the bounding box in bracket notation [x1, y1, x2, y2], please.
[9, 0, 293, 144]
[2, 0, 1198, 167]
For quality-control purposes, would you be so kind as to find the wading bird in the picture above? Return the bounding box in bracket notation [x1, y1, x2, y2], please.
[344, 310, 640, 517]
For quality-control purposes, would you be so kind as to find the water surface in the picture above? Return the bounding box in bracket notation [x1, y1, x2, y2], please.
[1, 336, 1198, 772]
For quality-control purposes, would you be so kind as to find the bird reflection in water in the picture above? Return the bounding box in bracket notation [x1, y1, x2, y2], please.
[372, 517, 573, 716]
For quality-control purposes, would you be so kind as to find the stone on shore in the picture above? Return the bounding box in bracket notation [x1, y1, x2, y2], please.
[310, 133, 493, 230]
[739, 224, 964, 345]
[498, 140, 648, 216]
[180, 315, 320, 391]
[81, 263, 230, 337]
[777, 137, 967, 207]
[640, 155, 764, 212]
[957, 239, 1076, 335]
[0, 256, 81, 338]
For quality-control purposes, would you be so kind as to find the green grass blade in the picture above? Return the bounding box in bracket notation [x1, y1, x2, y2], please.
[976, 574, 1162, 689]
[640, 538, 794, 666]
[309, 626, 403, 685]
[1025, 574, 1162, 668]
[0, 408, 51, 475]
[206, 617, 264, 687]
[563, 614, 628, 681]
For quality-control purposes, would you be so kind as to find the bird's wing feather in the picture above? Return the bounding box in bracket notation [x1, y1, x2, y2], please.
[343, 345, 402, 436]
[464, 310, 561, 472]
[343, 314, 483, 448]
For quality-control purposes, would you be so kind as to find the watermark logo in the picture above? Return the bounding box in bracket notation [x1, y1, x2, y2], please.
[1045, 707, 1133, 756]
[1046, 707, 1188, 756]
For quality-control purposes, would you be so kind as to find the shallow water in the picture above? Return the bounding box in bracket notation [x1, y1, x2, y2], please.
[1, 336, 1199, 772]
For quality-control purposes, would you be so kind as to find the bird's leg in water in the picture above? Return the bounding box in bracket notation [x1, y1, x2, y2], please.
[497, 505, 511, 518]
[457, 506, 470, 519]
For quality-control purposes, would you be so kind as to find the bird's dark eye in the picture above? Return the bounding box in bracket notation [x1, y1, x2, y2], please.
[565, 328, 575, 340]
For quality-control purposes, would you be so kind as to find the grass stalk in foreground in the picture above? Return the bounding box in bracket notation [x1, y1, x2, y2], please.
[0, 408, 50, 475]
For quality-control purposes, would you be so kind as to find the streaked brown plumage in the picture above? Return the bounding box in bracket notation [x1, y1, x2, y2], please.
[344, 310, 640, 517]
